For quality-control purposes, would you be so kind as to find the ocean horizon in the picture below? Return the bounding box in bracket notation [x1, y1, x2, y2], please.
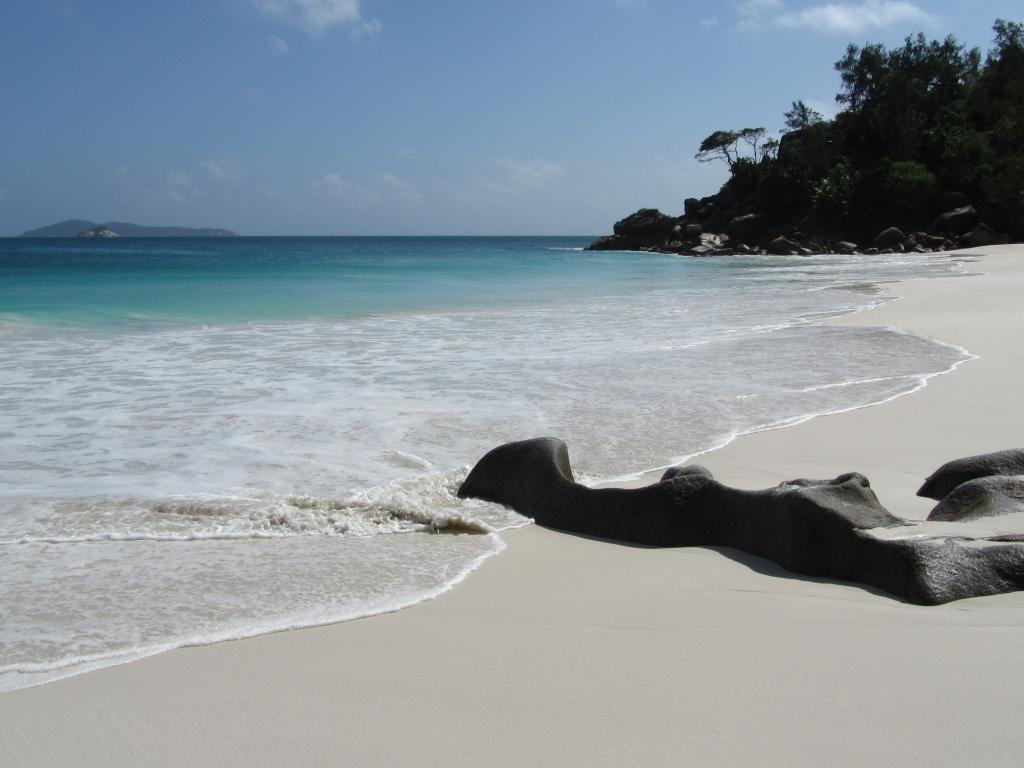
[0, 236, 970, 690]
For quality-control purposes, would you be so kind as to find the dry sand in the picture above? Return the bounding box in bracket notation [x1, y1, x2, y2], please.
[3, 246, 1024, 767]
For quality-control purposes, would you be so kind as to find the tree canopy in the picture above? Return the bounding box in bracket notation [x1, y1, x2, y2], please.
[697, 19, 1024, 239]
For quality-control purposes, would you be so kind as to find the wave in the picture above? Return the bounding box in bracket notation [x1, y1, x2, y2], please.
[0, 468, 506, 546]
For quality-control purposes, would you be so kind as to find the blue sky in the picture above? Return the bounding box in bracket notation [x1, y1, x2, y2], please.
[0, 0, 1018, 235]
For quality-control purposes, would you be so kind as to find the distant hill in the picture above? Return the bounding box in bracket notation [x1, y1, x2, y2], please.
[20, 219, 238, 237]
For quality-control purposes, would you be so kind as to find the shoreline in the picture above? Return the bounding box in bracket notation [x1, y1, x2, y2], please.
[3, 246, 1024, 766]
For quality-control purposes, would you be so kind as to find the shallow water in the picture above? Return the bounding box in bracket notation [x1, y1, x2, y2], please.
[0, 237, 969, 690]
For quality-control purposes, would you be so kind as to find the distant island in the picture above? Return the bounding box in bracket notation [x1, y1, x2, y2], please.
[20, 219, 237, 238]
[589, 19, 1023, 257]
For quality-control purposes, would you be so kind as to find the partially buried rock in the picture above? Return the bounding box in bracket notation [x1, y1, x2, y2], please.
[927, 475, 1024, 521]
[918, 449, 1024, 500]
[873, 227, 905, 250]
[458, 437, 1024, 605]
[835, 241, 858, 254]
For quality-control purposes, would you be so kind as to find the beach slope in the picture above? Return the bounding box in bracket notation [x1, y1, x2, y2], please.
[2, 246, 1023, 767]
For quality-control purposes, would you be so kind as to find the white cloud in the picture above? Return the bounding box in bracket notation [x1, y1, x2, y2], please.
[266, 33, 290, 54]
[201, 159, 243, 183]
[735, 0, 784, 30]
[377, 172, 419, 202]
[735, 0, 933, 33]
[490, 158, 564, 191]
[776, 1, 934, 34]
[317, 171, 420, 206]
[167, 171, 192, 189]
[317, 173, 379, 204]
[252, 0, 380, 38]
[700, 17, 721, 28]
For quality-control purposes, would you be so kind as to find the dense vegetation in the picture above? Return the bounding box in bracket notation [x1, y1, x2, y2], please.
[699, 19, 1023, 241]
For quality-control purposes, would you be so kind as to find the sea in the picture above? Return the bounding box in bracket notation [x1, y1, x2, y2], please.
[0, 236, 971, 691]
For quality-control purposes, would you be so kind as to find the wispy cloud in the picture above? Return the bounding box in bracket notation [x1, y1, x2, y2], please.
[266, 33, 290, 54]
[251, 0, 381, 38]
[201, 158, 244, 183]
[733, 0, 932, 33]
[164, 171, 198, 205]
[318, 173, 378, 204]
[487, 158, 564, 193]
[317, 171, 419, 206]
[735, 0, 784, 30]
[776, 1, 934, 34]
[700, 17, 721, 28]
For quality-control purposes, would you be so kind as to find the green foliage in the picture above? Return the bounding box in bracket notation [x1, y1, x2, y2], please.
[696, 130, 740, 167]
[698, 18, 1024, 238]
[783, 101, 823, 132]
[850, 160, 939, 235]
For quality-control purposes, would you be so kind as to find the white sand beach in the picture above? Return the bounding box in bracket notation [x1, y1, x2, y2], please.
[2, 246, 1023, 768]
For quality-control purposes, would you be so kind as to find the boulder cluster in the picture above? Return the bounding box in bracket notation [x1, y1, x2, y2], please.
[587, 197, 1005, 257]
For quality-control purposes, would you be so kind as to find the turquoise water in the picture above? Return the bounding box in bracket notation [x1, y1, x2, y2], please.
[0, 236, 969, 691]
[1, 236, 643, 325]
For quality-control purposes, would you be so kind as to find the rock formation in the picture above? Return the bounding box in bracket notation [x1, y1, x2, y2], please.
[586, 195, 1006, 257]
[458, 437, 1024, 605]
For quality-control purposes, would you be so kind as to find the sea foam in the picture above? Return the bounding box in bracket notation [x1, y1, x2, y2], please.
[0, 238, 971, 690]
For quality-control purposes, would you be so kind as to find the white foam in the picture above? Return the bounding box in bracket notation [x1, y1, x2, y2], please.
[0, 249, 970, 690]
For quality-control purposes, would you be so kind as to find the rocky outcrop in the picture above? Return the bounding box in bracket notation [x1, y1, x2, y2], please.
[459, 437, 1024, 605]
[931, 206, 978, 235]
[613, 209, 677, 241]
[767, 236, 800, 255]
[873, 227, 905, 250]
[76, 227, 119, 238]
[586, 193, 1006, 257]
[918, 449, 1024, 500]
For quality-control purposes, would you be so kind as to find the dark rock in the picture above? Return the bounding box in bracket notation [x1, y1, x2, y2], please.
[726, 213, 769, 240]
[863, 247, 879, 255]
[586, 234, 635, 251]
[835, 241, 858, 254]
[684, 223, 704, 237]
[874, 227, 905, 249]
[879, 248, 895, 255]
[459, 438, 1024, 605]
[612, 208, 677, 240]
[683, 198, 700, 218]
[691, 244, 716, 256]
[918, 450, 1024, 500]
[927, 475, 1024, 522]
[735, 243, 753, 254]
[798, 247, 814, 256]
[931, 206, 978, 236]
[962, 223, 999, 247]
[768, 236, 800, 255]
[940, 191, 970, 211]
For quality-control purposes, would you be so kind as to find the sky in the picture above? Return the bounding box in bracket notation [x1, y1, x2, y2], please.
[0, 0, 1019, 236]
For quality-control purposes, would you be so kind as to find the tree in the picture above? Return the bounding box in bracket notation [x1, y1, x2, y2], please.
[738, 127, 767, 159]
[695, 130, 740, 167]
[782, 100, 823, 132]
